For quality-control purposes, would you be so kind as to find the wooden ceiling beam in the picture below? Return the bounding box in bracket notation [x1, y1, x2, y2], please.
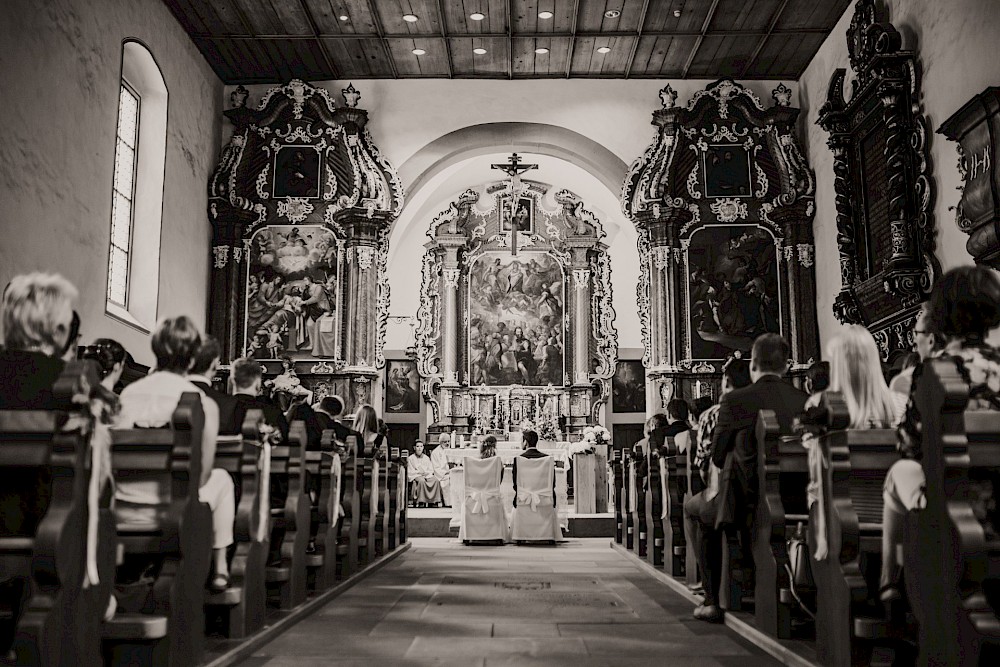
[565, 0, 581, 79]
[191, 27, 830, 41]
[436, 0, 454, 78]
[363, 0, 399, 79]
[682, 0, 721, 78]
[296, 0, 340, 80]
[624, 0, 652, 79]
[740, 0, 791, 78]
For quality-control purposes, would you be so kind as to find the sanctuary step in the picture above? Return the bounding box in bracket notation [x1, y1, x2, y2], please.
[407, 506, 614, 538]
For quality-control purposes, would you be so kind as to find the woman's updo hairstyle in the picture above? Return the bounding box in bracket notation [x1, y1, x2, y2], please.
[928, 265, 1000, 341]
[80, 338, 127, 379]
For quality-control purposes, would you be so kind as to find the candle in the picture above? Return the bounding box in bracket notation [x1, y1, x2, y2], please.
[451, 431, 457, 448]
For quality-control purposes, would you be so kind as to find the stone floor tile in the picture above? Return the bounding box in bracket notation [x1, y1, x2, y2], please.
[491, 622, 562, 637]
[406, 637, 588, 659]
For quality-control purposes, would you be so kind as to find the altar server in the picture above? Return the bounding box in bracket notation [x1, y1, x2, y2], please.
[431, 433, 453, 506]
[408, 441, 443, 506]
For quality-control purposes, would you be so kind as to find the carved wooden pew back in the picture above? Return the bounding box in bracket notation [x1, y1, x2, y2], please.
[103, 393, 211, 667]
[611, 450, 624, 544]
[265, 421, 309, 610]
[659, 434, 688, 576]
[0, 362, 112, 666]
[337, 436, 360, 578]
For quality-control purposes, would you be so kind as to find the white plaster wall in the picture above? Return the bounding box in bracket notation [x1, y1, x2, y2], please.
[0, 0, 222, 365]
[798, 0, 1000, 348]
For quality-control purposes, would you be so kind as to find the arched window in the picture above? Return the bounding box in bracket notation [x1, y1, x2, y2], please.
[105, 40, 167, 331]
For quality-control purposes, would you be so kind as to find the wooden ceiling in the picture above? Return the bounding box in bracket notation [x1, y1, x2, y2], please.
[164, 0, 853, 83]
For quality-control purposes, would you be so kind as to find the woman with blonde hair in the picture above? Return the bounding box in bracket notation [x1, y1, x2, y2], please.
[480, 435, 498, 460]
[352, 404, 382, 457]
[803, 324, 905, 560]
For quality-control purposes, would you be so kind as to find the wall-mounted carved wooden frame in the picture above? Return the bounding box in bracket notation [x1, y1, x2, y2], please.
[817, 0, 939, 362]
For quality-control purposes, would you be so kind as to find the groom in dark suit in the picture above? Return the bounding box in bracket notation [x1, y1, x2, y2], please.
[686, 333, 807, 622]
[512, 430, 556, 508]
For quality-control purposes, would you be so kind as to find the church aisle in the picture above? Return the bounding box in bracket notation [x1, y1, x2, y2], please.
[240, 538, 780, 666]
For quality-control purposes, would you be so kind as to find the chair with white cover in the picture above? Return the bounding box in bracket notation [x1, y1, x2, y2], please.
[459, 457, 507, 543]
[511, 456, 563, 542]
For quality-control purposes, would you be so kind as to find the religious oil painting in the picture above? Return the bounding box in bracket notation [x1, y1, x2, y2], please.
[273, 145, 321, 199]
[612, 360, 646, 413]
[501, 196, 534, 234]
[244, 225, 342, 360]
[703, 144, 752, 198]
[468, 251, 564, 386]
[385, 359, 420, 414]
[686, 225, 781, 360]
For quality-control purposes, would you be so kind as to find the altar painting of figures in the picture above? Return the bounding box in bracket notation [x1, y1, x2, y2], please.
[468, 252, 564, 386]
[385, 359, 420, 414]
[244, 225, 341, 359]
[686, 226, 781, 360]
[612, 360, 646, 413]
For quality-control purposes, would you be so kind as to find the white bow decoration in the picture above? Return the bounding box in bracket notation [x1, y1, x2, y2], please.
[517, 489, 552, 511]
[465, 489, 500, 514]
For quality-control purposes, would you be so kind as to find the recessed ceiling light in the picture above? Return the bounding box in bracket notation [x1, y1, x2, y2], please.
[604, 9, 621, 18]
[412, 48, 426, 55]
[538, 11, 554, 19]
[473, 47, 487, 55]
[674, 9, 682, 18]
[469, 12, 485, 21]
[339, 15, 349, 21]
[403, 14, 419, 23]
[535, 47, 549, 54]
[597, 46, 611, 54]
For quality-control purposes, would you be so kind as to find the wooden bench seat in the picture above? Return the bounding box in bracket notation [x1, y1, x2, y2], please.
[266, 422, 309, 610]
[336, 436, 360, 579]
[659, 434, 688, 576]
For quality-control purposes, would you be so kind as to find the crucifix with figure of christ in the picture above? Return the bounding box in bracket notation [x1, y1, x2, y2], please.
[491, 153, 536, 256]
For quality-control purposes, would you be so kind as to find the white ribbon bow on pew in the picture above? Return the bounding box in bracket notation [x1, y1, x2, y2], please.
[257, 441, 271, 543]
[465, 489, 501, 514]
[516, 489, 552, 511]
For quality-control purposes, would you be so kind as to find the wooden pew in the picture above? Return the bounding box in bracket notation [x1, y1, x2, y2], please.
[0, 362, 113, 666]
[371, 447, 389, 558]
[628, 454, 647, 558]
[311, 430, 344, 590]
[621, 450, 634, 550]
[303, 445, 327, 592]
[683, 443, 700, 587]
[612, 450, 624, 544]
[204, 411, 268, 639]
[751, 410, 810, 638]
[645, 446, 665, 569]
[102, 393, 212, 667]
[905, 358, 1000, 666]
[659, 435, 688, 577]
[336, 436, 360, 579]
[808, 394, 902, 666]
[357, 442, 375, 567]
[397, 450, 408, 546]
[387, 448, 400, 551]
[265, 421, 309, 610]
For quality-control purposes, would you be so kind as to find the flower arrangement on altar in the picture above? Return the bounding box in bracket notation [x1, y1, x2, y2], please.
[567, 424, 611, 455]
[519, 411, 561, 441]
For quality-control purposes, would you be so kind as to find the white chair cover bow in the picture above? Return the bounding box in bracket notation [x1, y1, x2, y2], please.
[459, 457, 507, 542]
[467, 488, 502, 514]
[516, 489, 552, 512]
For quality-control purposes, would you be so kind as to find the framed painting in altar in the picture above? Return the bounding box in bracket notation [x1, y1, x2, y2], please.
[612, 360, 646, 413]
[703, 144, 752, 198]
[501, 196, 534, 234]
[243, 225, 343, 360]
[272, 145, 322, 199]
[467, 251, 564, 386]
[685, 225, 781, 361]
[385, 359, 420, 413]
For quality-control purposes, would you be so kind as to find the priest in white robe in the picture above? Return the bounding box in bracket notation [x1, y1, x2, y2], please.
[431, 434, 453, 507]
[408, 441, 443, 506]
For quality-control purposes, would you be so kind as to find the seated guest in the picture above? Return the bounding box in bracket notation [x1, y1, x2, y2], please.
[880, 266, 1000, 601]
[805, 360, 830, 397]
[187, 335, 239, 434]
[691, 396, 714, 425]
[0, 273, 83, 649]
[693, 359, 752, 474]
[408, 441, 443, 506]
[512, 430, 555, 508]
[889, 304, 942, 396]
[117, 316, 235, 592]
[285, 391, 323, 452]
[353, 404, 384, 457]
[431, 433, 452, 506]
[687, 333, 807, 623]
[633, 413, 667, 480]
[800, 325, 906, 560]
[230, 357, 289, 444]
[80, 337, 129, 393]
[314, 394, 360, 448]
[660, 399, 692, 454]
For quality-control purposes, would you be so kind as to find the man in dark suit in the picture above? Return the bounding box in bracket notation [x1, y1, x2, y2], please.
[685, 334, 807, 622]
[188, 336, 239, 434]
[229, 357, 289, 444]
[512, 430, 556, 508]
[314, 394, 360, 448]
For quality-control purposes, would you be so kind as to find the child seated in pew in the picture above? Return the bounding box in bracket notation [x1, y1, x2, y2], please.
[116, 316, 236, 593]
[797, 325, 906, 560]
[881, 266, 1000, 601]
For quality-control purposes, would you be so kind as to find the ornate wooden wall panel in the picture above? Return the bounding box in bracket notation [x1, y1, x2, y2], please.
[817, 0, 938, 363]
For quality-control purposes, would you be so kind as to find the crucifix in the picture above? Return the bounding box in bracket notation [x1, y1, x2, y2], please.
[491, 152, 536, 256]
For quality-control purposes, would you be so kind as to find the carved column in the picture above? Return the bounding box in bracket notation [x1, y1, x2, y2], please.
[566, 240, 593, 386]
[437, 234, 465, 386]
[343, 218, 381, 368]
